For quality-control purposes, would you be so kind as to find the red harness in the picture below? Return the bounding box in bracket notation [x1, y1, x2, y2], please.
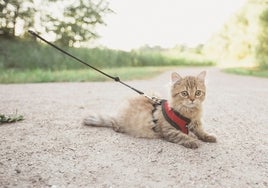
[161, 100, 191, 134]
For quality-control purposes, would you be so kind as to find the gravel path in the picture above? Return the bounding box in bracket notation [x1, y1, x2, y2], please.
[0, 67, 267, 188]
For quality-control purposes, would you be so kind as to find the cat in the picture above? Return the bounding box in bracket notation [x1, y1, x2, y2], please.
[83, 71, 216, 149]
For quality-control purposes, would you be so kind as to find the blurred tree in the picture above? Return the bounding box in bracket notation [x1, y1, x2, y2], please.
[0, 0, 112, 47]
[203, 0, 268, 68]
[41, 0, 113, 47]
[0, 0, 35, 38]
[256, 7, 268, 68]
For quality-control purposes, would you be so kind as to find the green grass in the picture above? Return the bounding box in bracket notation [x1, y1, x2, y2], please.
[0, 66, 175, 83]
[0, 38, 216, 83]
[224, 67, 268, 78]
[0, 38, 215, 71]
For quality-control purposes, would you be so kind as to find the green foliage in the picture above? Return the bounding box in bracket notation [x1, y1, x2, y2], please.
[224, 67, 268, 78]
[203, 1, 256, 62]
[42, 0, 113, 47]
[203, 0, 268, 69]
[0, 38, 214, 72]
[0, 0, 34, 38]
[256, 8, 268, 68]
[0, 113, 24, 124]
[0, 0, 112, 46]
[0, 67, 174, 83]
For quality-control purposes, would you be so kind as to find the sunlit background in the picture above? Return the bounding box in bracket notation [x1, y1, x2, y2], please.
[96, 0, 246, 51]
[1, 0, 268, 83]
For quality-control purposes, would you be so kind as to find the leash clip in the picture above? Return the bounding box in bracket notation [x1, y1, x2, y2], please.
[144, 95, 162, 105]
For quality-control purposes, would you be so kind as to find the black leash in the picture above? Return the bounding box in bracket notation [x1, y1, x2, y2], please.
[28, 30, 145, 95]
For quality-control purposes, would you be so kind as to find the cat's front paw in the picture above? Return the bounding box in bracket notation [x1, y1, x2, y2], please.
[202, 135, 217, 143]
[183, 140, 199, 149]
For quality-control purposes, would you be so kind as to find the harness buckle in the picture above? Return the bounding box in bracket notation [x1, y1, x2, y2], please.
[149, 96, 162, 105]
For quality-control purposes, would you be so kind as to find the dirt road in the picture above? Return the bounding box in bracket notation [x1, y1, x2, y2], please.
[0, 67, 267, 188]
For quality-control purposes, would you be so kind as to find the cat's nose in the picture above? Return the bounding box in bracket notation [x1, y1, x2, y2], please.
[190, 98, 195, 102]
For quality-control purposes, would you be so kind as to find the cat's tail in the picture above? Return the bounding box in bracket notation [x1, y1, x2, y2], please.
[83, 114, 121, 132]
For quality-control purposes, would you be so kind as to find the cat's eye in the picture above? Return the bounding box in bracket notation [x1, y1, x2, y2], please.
[195, 90, 202, 96]
[181, 91, 188, 97]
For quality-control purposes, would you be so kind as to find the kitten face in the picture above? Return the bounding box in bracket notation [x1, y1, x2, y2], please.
[171, 71, 206, 109]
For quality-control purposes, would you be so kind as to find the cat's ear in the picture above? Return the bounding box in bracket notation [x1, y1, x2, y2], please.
[171, 72, 182, 84]
[197, 71, 206, 82]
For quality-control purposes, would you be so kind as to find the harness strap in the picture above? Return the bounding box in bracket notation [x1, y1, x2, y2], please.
[151, 101, 161, 132]
[161, 100, 191, 134]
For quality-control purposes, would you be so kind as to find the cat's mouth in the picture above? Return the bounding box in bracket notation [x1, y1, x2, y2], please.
[186, 103, 196, 108]
[184, 102, 198, 108]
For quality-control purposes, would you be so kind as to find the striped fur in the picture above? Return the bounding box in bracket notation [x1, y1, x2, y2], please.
[83, 71, 216, 149]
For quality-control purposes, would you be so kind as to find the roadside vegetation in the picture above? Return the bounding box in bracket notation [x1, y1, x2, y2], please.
[203, 0, 268, 78]
[0, 38, 214, 83]
[0, 66, 177, 83]
[1, 0, 268, 83]
[224, 67, 268, 78]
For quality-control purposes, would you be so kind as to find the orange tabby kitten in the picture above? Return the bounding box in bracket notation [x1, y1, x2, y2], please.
[83, 71, 216, 149]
